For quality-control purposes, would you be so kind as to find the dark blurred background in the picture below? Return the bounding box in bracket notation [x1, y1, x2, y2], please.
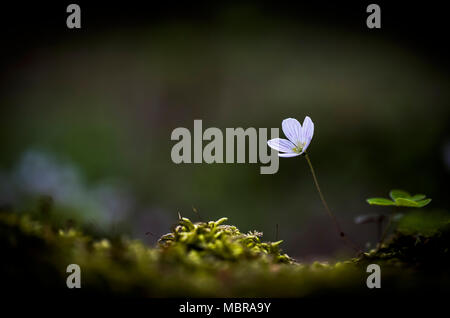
[1, 1, 449, 259]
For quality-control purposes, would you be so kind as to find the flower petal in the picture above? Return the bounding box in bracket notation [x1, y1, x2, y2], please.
[279, 152, 300, 158]
[300, 116, 314, 151]
[282, 118, 302, 145]
[267, 138, 296, 153]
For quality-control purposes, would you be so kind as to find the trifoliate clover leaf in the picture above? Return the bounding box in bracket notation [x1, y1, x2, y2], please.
[366, 198, 396, 206]
[389, 189, 410, 200]
[367, 190, 431, 208]
[394, 198, 419, 207]
[416, 198, 432, 208]
[410, 194, 426, 201]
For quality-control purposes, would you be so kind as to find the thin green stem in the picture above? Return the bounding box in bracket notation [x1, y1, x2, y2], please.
[305, 154, 341, 234]
[304, 153, 362, 253]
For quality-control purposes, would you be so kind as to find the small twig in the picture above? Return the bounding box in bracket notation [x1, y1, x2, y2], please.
[192, 206, 204, 222]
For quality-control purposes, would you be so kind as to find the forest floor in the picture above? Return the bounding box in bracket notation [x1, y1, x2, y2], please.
[1, 208, 449, 297]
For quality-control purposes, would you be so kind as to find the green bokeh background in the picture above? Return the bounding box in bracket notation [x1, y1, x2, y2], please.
[1, 5, 449, 259]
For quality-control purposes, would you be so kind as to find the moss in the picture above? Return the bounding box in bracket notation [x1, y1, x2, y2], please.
[158, 217, 292, 266]
[396, 210, 450, 237]
[1, 210, 449, 297]
[358, 220, 450, 270]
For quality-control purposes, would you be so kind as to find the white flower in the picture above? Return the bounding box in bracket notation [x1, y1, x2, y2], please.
[267, 116, 314, 157]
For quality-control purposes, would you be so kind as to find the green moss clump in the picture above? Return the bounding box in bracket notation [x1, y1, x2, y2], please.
[158, 217, 292, 265]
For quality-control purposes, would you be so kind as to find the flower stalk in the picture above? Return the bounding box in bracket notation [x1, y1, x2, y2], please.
[305, 153, 362, 253]
[304, 154, 340, 233]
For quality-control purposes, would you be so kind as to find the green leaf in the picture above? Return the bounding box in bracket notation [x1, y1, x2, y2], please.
[366, 198, 396, 206]
[389, 189, 410, 200]
[410, 194, 426, 201]
[271, 240, 283, 247]
[394, 198, 419, 207]
[416, 198, 432, 208]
